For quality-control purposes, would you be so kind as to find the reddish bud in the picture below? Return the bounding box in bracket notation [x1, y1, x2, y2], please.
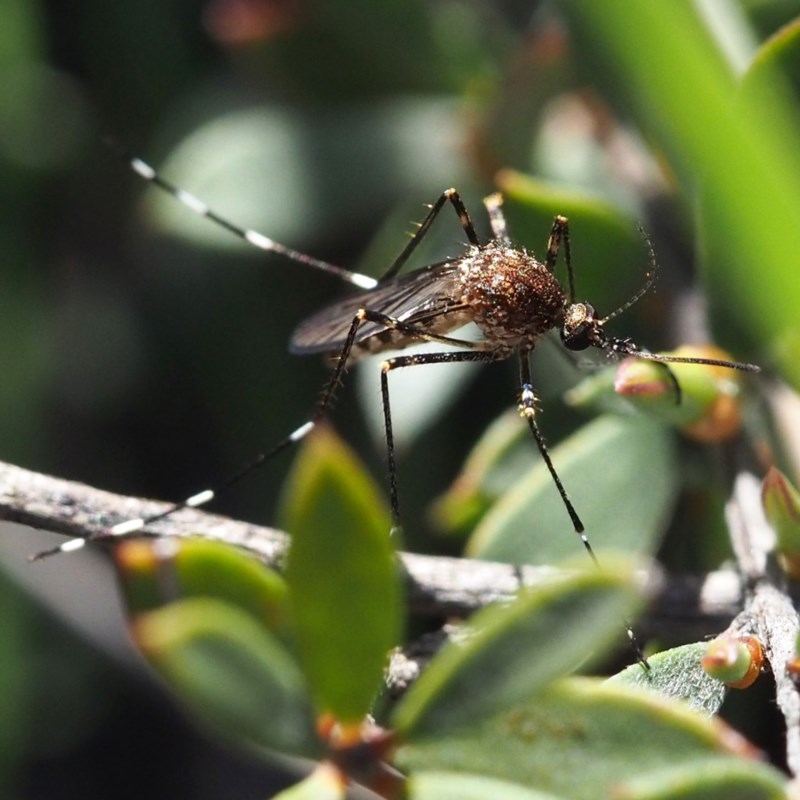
[702, 635, 764, 689]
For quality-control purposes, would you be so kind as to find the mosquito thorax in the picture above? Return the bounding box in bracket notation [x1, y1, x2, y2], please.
[457, 241, 567, 344]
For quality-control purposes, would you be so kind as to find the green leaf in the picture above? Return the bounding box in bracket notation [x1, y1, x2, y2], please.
[432, 408, 538, 534]
[761, 466, 800, 577]
[134, 597, 317, 756]
[608, 643, 727, 717]
[613, 757, 788, 800]
[466, 414, 677, 563]
[115, 538, 289, 635]
[392, 559, 641, 738]
[408, 771, 567, 800]
[397, 677, 780, 800]
[560, 2, 798, 388]
[281, 425, 402, 723]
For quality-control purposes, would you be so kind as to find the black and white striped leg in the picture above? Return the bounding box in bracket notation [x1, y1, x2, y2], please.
[105, 139, 378, 290]
[34, 306, 493, 559]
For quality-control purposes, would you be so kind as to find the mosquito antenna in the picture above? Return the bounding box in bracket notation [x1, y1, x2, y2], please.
[589, 227, 760, 374]
[105, 138, 378, 290]
[608, 344, 761, 373]
[599, 225, 658, 326]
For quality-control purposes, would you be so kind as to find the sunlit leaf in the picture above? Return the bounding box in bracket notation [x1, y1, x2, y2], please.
[408, 771, 566, 800]
[397, 677, 776, 800]
[466, 414, 676, 563]
[561, 2, 798, 387]
[281, 426, 402, 723]
[115, 538, 289, 635]
[393, 559, 641, 738]
[613, 757, 788, 800]
[608, 643, 727, 717]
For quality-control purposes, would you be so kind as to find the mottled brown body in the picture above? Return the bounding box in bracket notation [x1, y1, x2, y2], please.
[291, 241, 570, 361]
[456, 242, 566, 351]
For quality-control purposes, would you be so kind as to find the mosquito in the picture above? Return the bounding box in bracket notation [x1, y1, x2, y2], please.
[37, 148, 761, 566]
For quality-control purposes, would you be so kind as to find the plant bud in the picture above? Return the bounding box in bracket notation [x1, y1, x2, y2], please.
[761, 466, 800, 578]
[701, 635, 764, 689]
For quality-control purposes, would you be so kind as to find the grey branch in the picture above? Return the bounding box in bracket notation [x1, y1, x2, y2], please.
[0, 458, 749, 629]
[724, 471, 800, 776]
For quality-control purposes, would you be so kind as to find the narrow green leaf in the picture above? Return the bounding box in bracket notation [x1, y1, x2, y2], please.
[560, 2, 798, 387]
[408, 771, 567, 800]
[281, 425, 402, 723]
[135, 597, 317, 756]
[397, 677, 777, 800]
[467, 414, 676, 563]
[115, 538, 289, 635]
[392, 560, 641, 738]
[608, 643, 727, 717]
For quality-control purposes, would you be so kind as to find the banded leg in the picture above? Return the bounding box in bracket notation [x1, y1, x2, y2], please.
[36, 307, 493, 559]
[516, 348, 586, 543]
[106, 139, 378, 290]
[379, 188, 481, 282]
[544, 215, 575, 301]
[378, 348, 504, 529]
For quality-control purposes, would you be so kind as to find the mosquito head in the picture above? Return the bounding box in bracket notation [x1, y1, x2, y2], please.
[561, 302, 607, 351]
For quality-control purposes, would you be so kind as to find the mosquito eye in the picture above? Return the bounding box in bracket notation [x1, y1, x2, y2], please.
[561, 322, 592, 351]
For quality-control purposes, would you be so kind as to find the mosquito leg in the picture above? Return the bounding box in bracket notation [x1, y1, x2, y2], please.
[34, 307, 379, 559]
[482, 193, 511, 244]
[379, 188, 481, 282]
[517, 350, 649, 669]
[379, 349, 504, 530]
[105, 139, 378, 290]
[543, 215, 574, 300]
[516, 349, 586, 542]
[35, 301, 499, 559]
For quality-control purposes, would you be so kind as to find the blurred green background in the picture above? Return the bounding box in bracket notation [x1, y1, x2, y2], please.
[1, 1, 798, 797]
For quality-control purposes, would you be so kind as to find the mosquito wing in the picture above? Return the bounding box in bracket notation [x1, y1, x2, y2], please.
[290, 260, 471, 356]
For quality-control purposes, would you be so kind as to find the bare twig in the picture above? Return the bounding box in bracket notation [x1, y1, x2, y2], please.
[723, 470, 800, 776]
[0, 458, 752, 630]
